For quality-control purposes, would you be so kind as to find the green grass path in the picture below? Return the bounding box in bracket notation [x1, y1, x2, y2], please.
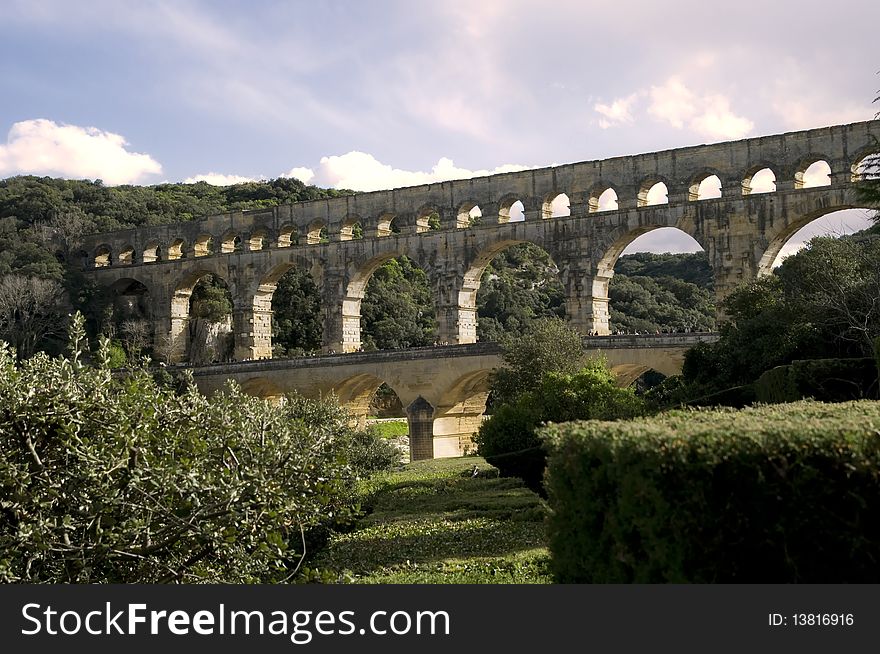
[312, 457, 552, 583]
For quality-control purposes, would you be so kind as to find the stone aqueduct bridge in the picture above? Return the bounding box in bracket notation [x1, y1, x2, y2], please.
[78, 120, 879, 457]
[187, 334, 716, 459]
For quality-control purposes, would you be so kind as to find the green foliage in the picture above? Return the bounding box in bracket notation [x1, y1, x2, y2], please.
[542, 400, 880, 583]
[190, 274, 232, 322]
[361, 256, 435, 350]
[477, 361, 645, 492]
[345, 429, 403, 472]
[682, 233, 880, 396]
[491, 317, 588, 406]
[0, 314, 385, 583]
[754, 358, 878, 404]
[271, 268, 322, 355]
[476, 244, 565, 342]
[311, 457, 551, 584]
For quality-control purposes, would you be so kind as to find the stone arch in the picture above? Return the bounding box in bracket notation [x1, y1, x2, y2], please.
[167, 238, 186, 260]
[277, 224, 296, 247]
[590, 222, 705, 335]
[340, 214, 363, 241]
[757, 205, 867, 275]
[143, 240, 161, 263]
[118, 244, 135, 266]
[589, 185, 619, 212]
[167, 267, 235, 364]
[456, 201, 482, 228]
[248, 228, 268, 251]
[415, 205, 442, 232]
[107, 277, 153, 354]
[94, 244, 112, 268]
[742, 164, 777, 195]
[332, 373, 404, 428]
[637, 178, 669, 207]
[249, 258, 322, 359]
[240, 377, 285, 402]
[543, 192, 570, 219]
[794, 155, 832, 189]
[194, 233, 213, 257]
[851, 146, 880, 182]
[497, 194, 522, 224]
[220, 230, 241, 254]
[338, 248, 417, 352]
[433, 369, 493, 456]
[375, 212, 398, 237]
[688, 169, 725, 200]
[307, 220, 325, 245]
[454, 237, 562, 343]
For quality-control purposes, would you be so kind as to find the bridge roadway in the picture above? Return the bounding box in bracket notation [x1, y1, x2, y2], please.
[186, 333, 718, 460]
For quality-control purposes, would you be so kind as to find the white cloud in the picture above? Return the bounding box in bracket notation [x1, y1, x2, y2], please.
[594, 93, 639, 128]
[283, 167, 315, 184]
[648, 77, 753, 140]
[0, 119, 162, 185]
[290, 151, 532, 192]
[183, 172, 262, 185]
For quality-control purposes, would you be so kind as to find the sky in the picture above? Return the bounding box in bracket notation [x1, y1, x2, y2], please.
[1, 0, 878, 259]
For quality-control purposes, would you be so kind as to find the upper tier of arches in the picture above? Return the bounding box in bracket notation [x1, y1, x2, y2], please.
[79, 121, 879, 268]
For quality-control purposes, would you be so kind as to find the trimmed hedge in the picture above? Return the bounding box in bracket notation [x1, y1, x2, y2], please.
[541, 401, 880, 583]
[754, 358, 878, 403]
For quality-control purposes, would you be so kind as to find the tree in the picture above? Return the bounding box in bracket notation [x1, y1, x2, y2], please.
[490, 317, 588, 406]
[271, 268, 322, 355]
[0, 313, 395, 583]
[361, 256, 435, 350]
[476, 361, 645, 492]
[0, 275, 65, 359]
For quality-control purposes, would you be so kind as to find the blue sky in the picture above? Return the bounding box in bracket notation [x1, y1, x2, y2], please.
[1, 0, 878, 256]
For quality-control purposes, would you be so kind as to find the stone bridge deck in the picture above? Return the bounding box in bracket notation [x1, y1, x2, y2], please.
[186, 333, 718, 459]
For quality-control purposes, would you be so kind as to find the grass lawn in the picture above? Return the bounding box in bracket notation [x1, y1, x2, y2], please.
[311, 457, 552, 583]
[367, 420, 409, 439]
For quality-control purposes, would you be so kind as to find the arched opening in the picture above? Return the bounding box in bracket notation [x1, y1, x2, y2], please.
[497, 196, 522, 224]
[416, 207, 442, 233]
[689, 174, 722, 200]
[118, 245, 135, 266]
[220, 231, 241, 254]
[760, 208, 875, 272]
[369, 382, 406, 418]
[240, 377, 285, 403]
[610, 365, 670, 390]
[461, 240, 565, 343]
[248, 228, 268, 251]
[852, 151, 880, 182]
[105, 278, 152, 361]
[376, 213, 398, 237]
[797, 160, 831, 189]
[544, 193, 570, 218]
[599, 227, 714, 335]
[167, 238, 186, 260]
[360, 255, 436, 350]
[638, 181, 668, 207]
[307, 221, 325, 245]
[590, 187, 619, 212]
[743, 167, 776, 195]
[166, 272, 234, 364]
[277, 225, 295, 247]
[143, 240, 160, 264]
[94, 245, 112, 268]
[433, 369, 493, 456]
[259, 263, 323, 358]
[194, 234, 213, 257]
[340, 216, 364, 241]
[456, 202, 482, 228]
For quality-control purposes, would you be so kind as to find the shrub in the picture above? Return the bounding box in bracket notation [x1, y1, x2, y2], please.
[476, 362, 644, 493]
[0, 314, 380, 583]
[542, 401, 880, 583]
[754, 358, 878, 403]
